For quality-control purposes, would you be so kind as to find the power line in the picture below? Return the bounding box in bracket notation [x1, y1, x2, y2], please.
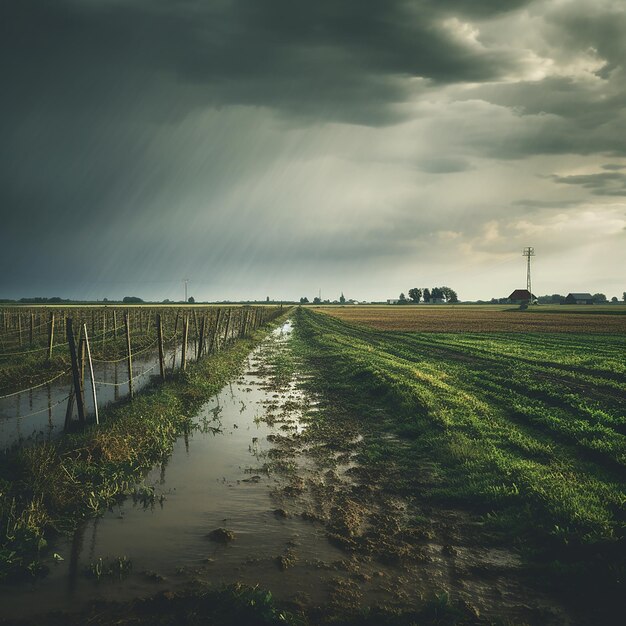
[523, 246, 535, 297]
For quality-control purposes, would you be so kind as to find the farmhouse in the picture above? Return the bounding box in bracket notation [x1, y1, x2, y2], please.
[387, 299, 400, 304]
[564, 293, 594, 305]
[508, 289, 534, 304]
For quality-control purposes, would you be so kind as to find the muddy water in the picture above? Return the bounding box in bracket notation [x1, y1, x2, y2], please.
[0, 321, 573, 624]
[0, 337, 196, 450]
[0, 322, 347, 619]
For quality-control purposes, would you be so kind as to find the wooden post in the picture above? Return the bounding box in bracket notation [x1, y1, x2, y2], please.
[18, 314, 22, 347]
[124, 313, 134, 398]
[79, 329, 87, 416]
[197, 315, 206, 360]
[181, 315, 189, 371]
[66, 318, 86, 425]
[193, 310, 199, 338]
[83, 324, 99, 425]
[239, 309, 247, 338]
[47, 312, 55, 361]
[113, 310, 118, 338]
[208, 309, 221, 354]
[64, 389, 75, 430]
[156, 314, 165, 381]
[29, 312, 34, 346]
[223, 309, 232, 347]
[102, 311, 107, 352]
[114, 362, 119, 402]
[192, 310, 199, 358]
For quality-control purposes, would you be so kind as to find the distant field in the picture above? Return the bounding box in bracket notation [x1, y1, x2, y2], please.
[316, 304, 626, 333]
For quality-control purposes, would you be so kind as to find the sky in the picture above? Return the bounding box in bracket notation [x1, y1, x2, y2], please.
[1, 0, 625, 302]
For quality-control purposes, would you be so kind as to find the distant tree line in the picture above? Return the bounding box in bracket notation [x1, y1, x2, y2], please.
[0, 297, 70, 303]
[397, 286, 458, 304]
[300, 292, 348, 305]
[489, 293, 622, 304]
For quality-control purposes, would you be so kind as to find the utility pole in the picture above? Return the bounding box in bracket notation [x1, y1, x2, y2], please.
[183, 278, 189, 303]
[522, 247, 535, 299]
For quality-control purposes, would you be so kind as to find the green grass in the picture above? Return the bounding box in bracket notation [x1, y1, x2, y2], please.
[292, 308, 626, 611]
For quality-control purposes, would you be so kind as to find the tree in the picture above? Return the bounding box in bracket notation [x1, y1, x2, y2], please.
[537, 294, 564, 304]
[611, 296, 618, 303]
[431, 287, 444, 301]
[592, 293, 607, 303]
[339, 292, 346, 304]
[188, 296, 195, 303]
[440, 286, 458, 303]
[123, 296, 143, 303]
[313, 296, 321, 304]
[300, 297, 309, 304]
[398, 292, 407, 304]
[408, 288, 422, 303]
[623, 292, 626, 303]
[423, 288, 431, 303]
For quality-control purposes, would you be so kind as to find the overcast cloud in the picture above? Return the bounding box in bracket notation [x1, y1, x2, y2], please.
[1, 0, 624, 301]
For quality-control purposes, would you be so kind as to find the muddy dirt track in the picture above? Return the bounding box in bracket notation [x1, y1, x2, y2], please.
[0, 320, 576, 625]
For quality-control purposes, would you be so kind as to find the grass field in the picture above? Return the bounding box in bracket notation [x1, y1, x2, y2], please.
[317, 304, 626, 333]
[294, 307, 626, 621]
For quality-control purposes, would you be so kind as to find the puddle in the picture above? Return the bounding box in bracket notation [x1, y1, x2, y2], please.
[0, 321, 347, 619]
[0, 337, 200, 450]
[0, 320, 574, 624]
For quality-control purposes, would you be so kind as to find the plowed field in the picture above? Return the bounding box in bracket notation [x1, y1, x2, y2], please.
[318, 305, 626, 333]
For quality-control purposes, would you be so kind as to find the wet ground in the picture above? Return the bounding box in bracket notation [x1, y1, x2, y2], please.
[0, 336, 197, 450]
[0, 320, 572, 624]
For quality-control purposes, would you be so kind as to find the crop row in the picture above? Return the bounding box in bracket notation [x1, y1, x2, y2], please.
[295, 309, 625, 550]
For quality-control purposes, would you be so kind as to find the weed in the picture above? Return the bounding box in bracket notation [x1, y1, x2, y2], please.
[86, 555, 132, 582]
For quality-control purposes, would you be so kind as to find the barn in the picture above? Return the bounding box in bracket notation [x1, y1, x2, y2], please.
[508, 289, 534, 304]
[564, 293, 594, 305]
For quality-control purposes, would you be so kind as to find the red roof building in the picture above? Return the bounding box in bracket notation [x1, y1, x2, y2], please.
[508, 289, 534, 303]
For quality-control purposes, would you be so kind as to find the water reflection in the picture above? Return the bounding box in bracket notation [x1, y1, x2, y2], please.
[0, 339, 192, 450]
[0, 321, 347, 620]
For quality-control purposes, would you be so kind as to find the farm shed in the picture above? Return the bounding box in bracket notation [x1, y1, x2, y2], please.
[564, 293, 594, 304]
[508, 289, 534, 304]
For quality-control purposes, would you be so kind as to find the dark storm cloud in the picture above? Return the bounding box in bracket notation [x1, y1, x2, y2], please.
[0, 1, 526, 252]
[1, 0, 624, 300]
[553, 172, 626, 197]
[0, 0, 526, 128]
[543, 1, 626, 78]
[469, 77, 626, 158]
[463, 1, 626, 161]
